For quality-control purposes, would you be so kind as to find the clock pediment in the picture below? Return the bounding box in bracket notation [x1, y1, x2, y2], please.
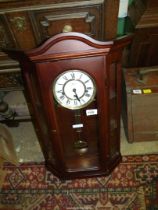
[26, 32, 114, 61]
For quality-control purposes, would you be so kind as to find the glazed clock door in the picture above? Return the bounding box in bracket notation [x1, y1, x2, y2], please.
[4, 32, 132, 179]
[36, 56, 107, 175]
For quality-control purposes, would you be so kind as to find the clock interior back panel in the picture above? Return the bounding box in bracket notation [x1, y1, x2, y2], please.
[55, 101, 100, 171]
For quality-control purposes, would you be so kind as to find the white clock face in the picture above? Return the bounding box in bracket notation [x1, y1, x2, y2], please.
[53, 70, 96, 110]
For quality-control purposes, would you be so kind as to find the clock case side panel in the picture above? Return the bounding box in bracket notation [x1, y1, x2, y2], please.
[105, 52, 123, 170]
[105, 36, 133, 171]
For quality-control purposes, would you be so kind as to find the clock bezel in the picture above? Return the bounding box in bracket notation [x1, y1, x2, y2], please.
[52, 69, 97, 110]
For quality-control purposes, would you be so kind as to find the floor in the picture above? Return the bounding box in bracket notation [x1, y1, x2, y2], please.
[120, 123, 158, 155]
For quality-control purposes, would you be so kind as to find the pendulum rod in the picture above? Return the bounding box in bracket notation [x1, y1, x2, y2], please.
[73, 109, 88, 152]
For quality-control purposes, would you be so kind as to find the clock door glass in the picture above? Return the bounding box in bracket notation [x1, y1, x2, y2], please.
[51, 69, 100, 172]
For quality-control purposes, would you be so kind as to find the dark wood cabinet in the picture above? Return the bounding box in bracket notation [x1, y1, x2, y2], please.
[0, 0, 120, 61]
[127, 0, 158, 67]
[5, 32, 132, 179]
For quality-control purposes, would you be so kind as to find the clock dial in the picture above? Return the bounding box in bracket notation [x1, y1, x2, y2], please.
[53, 70, 96, 110]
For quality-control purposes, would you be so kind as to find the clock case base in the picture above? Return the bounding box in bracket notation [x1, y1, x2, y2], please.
[46, 154, 122, 180]
[4, 32, 132, 179]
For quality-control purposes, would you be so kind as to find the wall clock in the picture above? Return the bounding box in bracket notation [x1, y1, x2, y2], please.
[5, 32, 132, 179]
[53, 70, 96, 110]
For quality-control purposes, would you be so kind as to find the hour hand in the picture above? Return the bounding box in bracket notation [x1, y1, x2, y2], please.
[73, 88, 80, 102]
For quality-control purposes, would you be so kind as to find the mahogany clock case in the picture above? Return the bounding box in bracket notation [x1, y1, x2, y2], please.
[4, 33, 132, 179]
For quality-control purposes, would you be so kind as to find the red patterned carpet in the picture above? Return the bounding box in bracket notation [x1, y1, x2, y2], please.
[0, 155, 158, 210]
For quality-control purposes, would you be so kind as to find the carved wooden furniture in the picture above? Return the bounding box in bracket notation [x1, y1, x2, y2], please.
[0, 60, 22, 91]
[128, 0, 158, 67]
[5, 32, 132, 179]
[0, 60, 30, 126]
[0, 0, 120, 61]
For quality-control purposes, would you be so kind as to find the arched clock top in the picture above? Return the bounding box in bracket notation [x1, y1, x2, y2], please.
[3, 33, 133, 62]
[25, 32, 113, 61]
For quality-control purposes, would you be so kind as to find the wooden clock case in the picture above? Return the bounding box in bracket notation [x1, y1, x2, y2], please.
[5, 32, 132, 179]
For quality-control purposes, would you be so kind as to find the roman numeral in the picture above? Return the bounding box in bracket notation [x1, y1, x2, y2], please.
[63, 76, 68, 80]
[74, 100, 78, 105]
[66, 99, 70, 104]
[86, 87, 92, 90]
[85, 93, 90, 97]
[81, 98, 85, 103]
[60, 95, 65, 100]
[71, 72, 75, 79]
[57, 90, 63, 93]
[84, 79, 90, 84]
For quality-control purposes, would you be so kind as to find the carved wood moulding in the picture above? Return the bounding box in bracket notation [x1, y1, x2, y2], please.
[28, 2, 104, 44]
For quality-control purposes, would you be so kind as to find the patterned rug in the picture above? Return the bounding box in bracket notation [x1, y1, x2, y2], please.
[0, 155, 158, 210]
